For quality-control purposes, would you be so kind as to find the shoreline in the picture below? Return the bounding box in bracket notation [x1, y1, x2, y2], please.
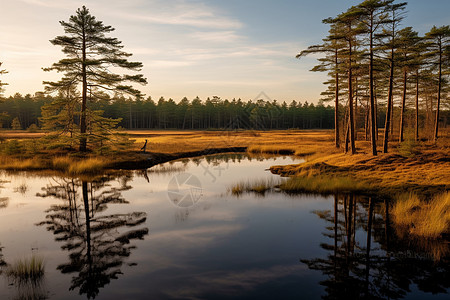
[106, 147, 248, 170]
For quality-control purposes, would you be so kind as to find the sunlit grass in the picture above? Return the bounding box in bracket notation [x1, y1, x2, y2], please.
[279, 175, 372, 194]
[392, 192, 450, 239]
[51, 156, 72, 171]
[68, 158, 106, 175]
[50, 156, 106, 175]
[127, 130, 333, 155]
[0, 157, 45, 170]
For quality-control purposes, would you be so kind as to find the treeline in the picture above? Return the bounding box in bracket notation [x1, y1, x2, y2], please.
[298, 0, 449, 155]
[0, 93, 336, 130]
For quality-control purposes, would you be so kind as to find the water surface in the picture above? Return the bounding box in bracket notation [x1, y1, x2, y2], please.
[0, 154, 448, 299]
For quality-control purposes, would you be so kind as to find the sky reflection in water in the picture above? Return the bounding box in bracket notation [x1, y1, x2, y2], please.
[0, 154, 448, 299]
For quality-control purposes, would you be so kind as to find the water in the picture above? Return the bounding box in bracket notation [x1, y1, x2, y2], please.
[0, 154, 448, 299]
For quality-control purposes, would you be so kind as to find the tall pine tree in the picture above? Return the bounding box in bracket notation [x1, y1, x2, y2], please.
[0, 62, 7, 97]
[44, 6, 147, 152]
[425, 25, 450, 142]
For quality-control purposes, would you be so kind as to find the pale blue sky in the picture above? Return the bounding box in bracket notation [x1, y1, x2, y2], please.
[1, 0, 449, 103]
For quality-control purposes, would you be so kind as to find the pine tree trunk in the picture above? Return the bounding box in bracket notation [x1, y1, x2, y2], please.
[374, 88, 378, 139]
[369, 23, 377, 155]
[335, 49, 340, 148]
[348, 33, 356, 154]
[434, 48, 442, 142]
[415, 70, 419, 141]
[383, 50, 395, 153]
[365, 100, 369, 141]
[399, 69, 407, 142]
[80, 23, 87, 152]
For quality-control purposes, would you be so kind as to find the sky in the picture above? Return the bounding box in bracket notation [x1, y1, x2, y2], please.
[0, 0, 449, 104]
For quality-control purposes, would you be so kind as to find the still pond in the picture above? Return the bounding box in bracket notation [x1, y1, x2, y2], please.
[0, 154, 449, 299]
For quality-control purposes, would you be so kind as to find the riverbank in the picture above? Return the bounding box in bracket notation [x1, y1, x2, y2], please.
[270, 147, 449, 197]
[0, 129, 448, 197]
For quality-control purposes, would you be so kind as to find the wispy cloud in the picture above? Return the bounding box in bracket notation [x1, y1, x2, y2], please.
[112, 0, 243, 30]
[189, 30, 243, 43]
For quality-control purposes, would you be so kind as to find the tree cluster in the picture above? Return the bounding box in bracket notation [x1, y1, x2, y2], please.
[298, 0, 449, 155]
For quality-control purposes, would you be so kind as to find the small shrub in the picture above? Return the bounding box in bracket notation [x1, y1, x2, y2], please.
[2, 140, 23, 155]
[27, 124, 39, 133]
[398, 139, 420, 158]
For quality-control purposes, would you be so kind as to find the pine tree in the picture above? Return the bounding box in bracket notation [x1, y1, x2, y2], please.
[380, 2, 407, 153]
[425, 25, 450, 142]
[397, 27, 420, 142]
[335, 7, 365, 154]
[0, 62, 7, 97]
[11, 117, 22, 130]
[43, 6, 147, 152]
[358, 0, 393, 155]
[0, 62, 8, 130]
[297, 19, 346, 149]
[410, 37, 427, 141]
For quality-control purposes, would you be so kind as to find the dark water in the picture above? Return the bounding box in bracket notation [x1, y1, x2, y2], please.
[0, 154, 448, 299]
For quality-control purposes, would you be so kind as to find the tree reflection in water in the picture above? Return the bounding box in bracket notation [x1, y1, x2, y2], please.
[37, 175, 149, 299]
[0, 179, 8, 209]
[301, 194, 450, 300]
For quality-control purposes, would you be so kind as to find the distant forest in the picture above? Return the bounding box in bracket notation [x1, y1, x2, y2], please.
[0, 93, 338, 130]
[1, 92, 448, 134]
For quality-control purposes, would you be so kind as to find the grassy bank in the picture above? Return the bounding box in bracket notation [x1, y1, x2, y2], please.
[0, 129, 325, 174]
[269, 133, 450, 197]
[0, 155, 107, 175]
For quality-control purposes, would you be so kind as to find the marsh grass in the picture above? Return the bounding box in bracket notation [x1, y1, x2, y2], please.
[0, 157, 45, 170]
[228, 178, 284, 195]
[148, 163, 187, 174]
[51, 156, 72, 171]
[68, 157, 106, 175]
[6, 255, 45, 283]
[279, 175, 372, 194]
[392, 192, 450, 239]
[230, 174, 374, 196]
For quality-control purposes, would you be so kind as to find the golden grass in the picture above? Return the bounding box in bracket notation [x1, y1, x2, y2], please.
[0, 154, 106, 176]
[0, 157, 45, 171]
[67, 158, 106, 175]
[270, 136, 450, 196]
[279, 175, 373, 194]
[392, 192, 450, 239]
[51, 156, 72, 171]
[50, 156, 106, 175]
[127, 129, 332, 154]
[6, 255, 45, 282]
